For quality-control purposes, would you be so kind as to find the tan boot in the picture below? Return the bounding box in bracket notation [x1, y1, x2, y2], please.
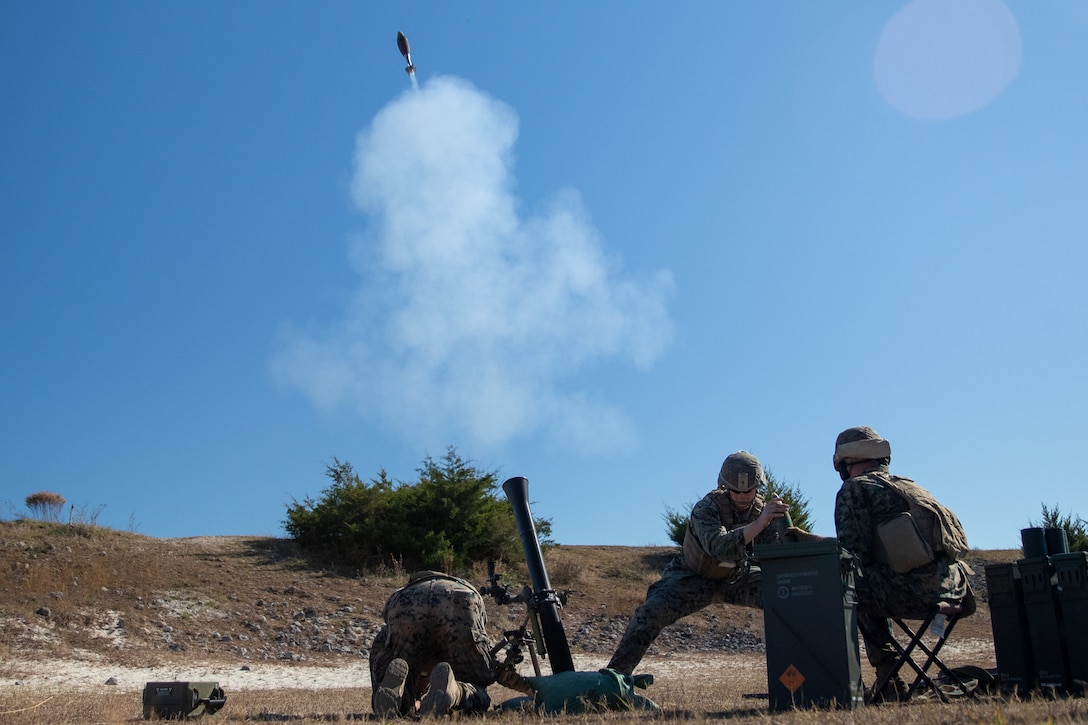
[419, 662, 461, 718]
[374, 658, 410, 718]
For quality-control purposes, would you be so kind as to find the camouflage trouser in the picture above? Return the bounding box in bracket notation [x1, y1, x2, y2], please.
[606, 556, 762, 675]
[854, 558, 975, 669]
[369, 577, 496, 715]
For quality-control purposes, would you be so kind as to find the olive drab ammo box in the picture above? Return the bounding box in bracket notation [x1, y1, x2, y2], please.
[985, 562, 1036, 693]
[142, 681, 226, 719]
[987, 545, 1087, 696]
[754, 539, 865, 711]
[1017, 556, 1068, 690]
[1053, 552, 1088, 687]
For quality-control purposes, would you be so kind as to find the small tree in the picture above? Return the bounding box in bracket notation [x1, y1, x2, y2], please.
[661, 503, 690, 547]
[661, 468, 813, 547]
[284, 447, 544, 571]
[25, 491, 66, 522]
[1031, 503, 1088, 553]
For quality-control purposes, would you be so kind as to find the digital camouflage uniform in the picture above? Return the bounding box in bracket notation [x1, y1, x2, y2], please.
[834, 468, 975, 671]
[369, 571, 497, 716]
[606, 489, 779, 675]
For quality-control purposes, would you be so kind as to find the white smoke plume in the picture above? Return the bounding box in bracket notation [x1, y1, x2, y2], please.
[272, 76, 674, 453]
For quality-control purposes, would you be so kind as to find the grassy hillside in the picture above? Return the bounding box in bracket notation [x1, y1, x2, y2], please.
[0, 519, 1014, 666]
[6, 520, 1083, 724]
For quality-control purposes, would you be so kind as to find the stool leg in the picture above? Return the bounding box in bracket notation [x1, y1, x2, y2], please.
[908, 615, 978, 700]
[893, 614, 978, 702]
[894, 615, 953, 700]
[869, 611, 937, 703]
[893, 614, 940, 700]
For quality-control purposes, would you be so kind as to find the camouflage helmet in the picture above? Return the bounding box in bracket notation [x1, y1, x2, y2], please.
[717, 451, 765, 493]
[833, 426, 891, 478]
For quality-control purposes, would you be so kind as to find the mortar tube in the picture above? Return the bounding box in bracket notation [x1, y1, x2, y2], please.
[502, 476, 575, 673]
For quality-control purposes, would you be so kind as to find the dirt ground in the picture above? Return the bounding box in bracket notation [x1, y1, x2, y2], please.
[0, 522, 1009, 699]
[3, 634, 997, 695]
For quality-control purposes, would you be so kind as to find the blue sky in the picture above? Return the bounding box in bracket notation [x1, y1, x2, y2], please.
[2, 1, 1085, 550]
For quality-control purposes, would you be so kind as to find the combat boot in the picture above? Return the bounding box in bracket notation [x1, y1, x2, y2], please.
[869, 664, 909, 704]
[419, 662, 462, 718]
[374, 658, 409, 718]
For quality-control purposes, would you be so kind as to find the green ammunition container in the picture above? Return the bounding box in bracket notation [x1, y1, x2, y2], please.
[1017, 557, 1068, 690]
[755, 539, 864, 711]
[1052, 552, 1088, 686]
[142, 681, 226, 719]
[985, 562, 1035, 692]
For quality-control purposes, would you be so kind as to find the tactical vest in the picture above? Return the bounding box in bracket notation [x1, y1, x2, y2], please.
[682, 489, 763, 579]
[870, 473, 970, 573]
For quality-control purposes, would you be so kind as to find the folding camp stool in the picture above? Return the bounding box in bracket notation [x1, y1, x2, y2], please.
[870, 602, 979, 703]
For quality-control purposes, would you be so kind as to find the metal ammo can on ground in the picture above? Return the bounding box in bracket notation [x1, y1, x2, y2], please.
[1053, 551, 1088, 690]
[1017, 555, 1067, 690]
[142, 681, 226, 719]
[984, 561, 1035, 693]
[754, 539, 864, 711]
[985, 527, 1087, 696]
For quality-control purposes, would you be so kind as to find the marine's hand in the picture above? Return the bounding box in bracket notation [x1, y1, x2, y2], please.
[786, 526, 828, 543]
[495, 662, 534, 695]
[759, 496, 790, 528]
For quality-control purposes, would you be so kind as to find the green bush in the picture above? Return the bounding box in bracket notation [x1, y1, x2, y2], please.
[662, 503, 691, 548]
[284, 447, 541, 572]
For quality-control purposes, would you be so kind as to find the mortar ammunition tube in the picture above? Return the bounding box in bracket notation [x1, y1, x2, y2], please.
[502, 476, 575, 673]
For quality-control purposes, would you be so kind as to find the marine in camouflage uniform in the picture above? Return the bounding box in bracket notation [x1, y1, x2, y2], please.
[369, 571, 497, 717]
[832, 426, 975, 696]
[606, 452, 797, 675]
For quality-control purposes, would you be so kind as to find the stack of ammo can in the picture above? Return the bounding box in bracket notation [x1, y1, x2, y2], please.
[985, 527, 1087, 696]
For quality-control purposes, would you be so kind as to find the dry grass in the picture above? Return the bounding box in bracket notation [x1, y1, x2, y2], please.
[3, 682, 1088, 724]
[1, 520, 1084, 723]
